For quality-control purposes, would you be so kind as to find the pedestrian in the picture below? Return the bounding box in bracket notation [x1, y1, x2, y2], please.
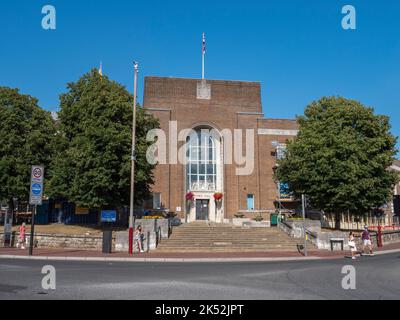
[17, 223, 26, 250]
[134, 225, 145, 253]
[361, 226, 374, 256]
[348, 232, 358, 260]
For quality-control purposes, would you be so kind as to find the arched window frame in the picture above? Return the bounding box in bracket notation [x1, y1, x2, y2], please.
[186, 128, 218, 191]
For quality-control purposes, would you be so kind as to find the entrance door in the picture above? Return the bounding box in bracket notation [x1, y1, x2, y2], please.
[196, 200, 209, 221]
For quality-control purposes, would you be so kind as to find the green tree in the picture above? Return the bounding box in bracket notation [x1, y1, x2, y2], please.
[47, 69, 159, 210]
[275, 96, 399, 228]
[0, 87, 56, 209]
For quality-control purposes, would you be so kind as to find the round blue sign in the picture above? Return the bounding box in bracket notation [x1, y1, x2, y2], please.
[32, 183, 42, 195]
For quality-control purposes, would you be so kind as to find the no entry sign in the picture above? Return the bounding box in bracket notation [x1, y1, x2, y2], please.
[29, 165, 44, 205]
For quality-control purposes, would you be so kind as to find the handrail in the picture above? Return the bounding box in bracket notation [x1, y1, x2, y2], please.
[278, 219, 317, 244]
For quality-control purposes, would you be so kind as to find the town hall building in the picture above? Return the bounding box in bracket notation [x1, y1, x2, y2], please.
[143, 76, 400, 228]
[143, 77, 299, 223]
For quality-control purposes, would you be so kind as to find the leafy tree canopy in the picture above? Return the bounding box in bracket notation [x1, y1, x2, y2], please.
[47, 69, 159, 209]
[276, 96, 399, 216]
[0, 87, 56, 205]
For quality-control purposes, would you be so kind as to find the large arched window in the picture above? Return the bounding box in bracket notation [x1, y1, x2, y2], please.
[186, 128, 218, 191]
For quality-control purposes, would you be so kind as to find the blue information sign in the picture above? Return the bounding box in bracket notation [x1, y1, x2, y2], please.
[31, 184, 42, 195]
[101, 210, 117, 223]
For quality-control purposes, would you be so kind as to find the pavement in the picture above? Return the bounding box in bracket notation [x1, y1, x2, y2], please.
[1, 242, 400, 262]
[0, 251, 399, 299]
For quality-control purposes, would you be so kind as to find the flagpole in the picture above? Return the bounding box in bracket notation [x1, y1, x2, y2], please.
[202, 51, 205, 80]
[202, 33, 205, 80]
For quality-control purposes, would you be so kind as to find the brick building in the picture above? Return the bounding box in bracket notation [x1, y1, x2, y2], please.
[143, 77, 298, 223]
[390, 160, 400, 224]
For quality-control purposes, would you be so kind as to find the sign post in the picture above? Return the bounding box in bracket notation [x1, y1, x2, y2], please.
[302, 194, 308, 257]
[29, 165, 44, 256]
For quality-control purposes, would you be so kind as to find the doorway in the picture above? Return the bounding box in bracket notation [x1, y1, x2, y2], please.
[196, 199, 209, 221]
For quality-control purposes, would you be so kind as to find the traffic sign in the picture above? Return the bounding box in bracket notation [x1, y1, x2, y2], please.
[33, 167, 43, 179]
[29, 165, 44, 205]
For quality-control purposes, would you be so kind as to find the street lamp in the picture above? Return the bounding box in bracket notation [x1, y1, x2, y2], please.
[271, 141, 282, 223]
[129, 61, 139, 255]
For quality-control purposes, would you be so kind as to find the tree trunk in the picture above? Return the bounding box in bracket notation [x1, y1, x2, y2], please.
[6, 199, 14, 225]
[335, 212, 342, 230]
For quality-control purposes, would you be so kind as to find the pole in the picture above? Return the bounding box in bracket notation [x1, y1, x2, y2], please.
[29, 205, 36, 256]
[302, 194, 308, 257]
[129, 61, 139, 255]
[277, 181, 281, 223]
[202, 52, 205, 80]
[202, 32, 205, 79]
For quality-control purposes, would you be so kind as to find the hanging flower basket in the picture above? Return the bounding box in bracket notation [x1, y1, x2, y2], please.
[213, 192, 223, 203]
[186, 192, 195, 207]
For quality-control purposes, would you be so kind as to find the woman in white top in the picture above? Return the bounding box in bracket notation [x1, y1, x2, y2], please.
[134, 225, 145, 253]
[348, 232, 358, 260]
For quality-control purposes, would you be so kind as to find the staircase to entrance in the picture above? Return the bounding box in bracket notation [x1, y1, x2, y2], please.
[156, 221, 307, 253]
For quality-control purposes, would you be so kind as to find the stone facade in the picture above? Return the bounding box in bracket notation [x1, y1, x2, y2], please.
[1, 219, 169, 253]
[0, 232, 108, 250]
[144, 77, 298, 224]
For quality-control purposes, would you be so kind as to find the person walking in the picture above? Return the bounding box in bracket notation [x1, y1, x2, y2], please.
[17, 223, 26, 250]
[348, 232, 358, 260]
[361, 226, 374, 256]
[134, 225, 145, 253]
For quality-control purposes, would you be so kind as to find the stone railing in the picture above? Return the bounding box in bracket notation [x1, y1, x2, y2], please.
[115, 218, 171, 252]
[372, 230, 400, 246]
[278, 219, 400, 250]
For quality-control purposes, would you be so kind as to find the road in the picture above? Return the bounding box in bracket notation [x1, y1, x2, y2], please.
[0, 253, 399, 300]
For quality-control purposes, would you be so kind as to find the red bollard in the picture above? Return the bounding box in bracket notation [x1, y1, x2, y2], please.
[377, 225, 383, 248]
[129, 227, 134, 254]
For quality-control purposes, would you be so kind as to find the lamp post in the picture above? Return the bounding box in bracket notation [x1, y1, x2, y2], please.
[129, 61, 139, 255]
[271, 141, 282, 223]
[302, 194, 308, 257]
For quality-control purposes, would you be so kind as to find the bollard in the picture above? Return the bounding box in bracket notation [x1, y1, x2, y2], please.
[377, 225, 383, 248]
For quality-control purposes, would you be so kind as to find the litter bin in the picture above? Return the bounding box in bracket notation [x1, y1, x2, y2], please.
[271, 214, 278, 226]
[102, 230, 113, 254]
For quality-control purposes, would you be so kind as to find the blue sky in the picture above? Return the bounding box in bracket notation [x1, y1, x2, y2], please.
[1, 0, 399, 155]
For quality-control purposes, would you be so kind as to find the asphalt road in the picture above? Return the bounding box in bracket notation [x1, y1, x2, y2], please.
[0, 253, 399, 300]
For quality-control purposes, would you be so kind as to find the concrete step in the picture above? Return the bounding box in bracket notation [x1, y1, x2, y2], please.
[158, 242, 298, 246]
[164, 239, 297, 243]
[154, 222, 310, 253]
[155, 248, 299, 253]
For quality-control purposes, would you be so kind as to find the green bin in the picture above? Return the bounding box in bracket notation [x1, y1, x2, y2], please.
[271, 214, 278, 226]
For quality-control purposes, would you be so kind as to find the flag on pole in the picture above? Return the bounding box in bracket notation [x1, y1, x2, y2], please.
[202, 33, 206, 55]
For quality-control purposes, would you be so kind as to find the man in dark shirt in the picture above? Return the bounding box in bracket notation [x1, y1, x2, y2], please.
[361, 226, 374, 256]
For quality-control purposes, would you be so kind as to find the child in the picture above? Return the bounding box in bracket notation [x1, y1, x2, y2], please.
[17, 223, 27, 250]
[348, 232, 358, 260]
